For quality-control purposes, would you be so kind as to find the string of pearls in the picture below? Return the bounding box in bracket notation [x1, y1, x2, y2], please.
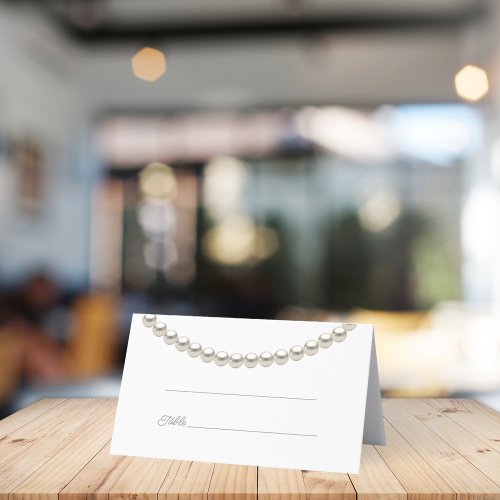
[142, 314, 356, 368]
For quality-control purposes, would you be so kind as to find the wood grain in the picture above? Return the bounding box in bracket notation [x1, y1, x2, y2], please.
[425, 399, 500, 455]
[349, 445, 406, 500]
[258, 467, 306, 500]
[1, 399, 500, 500]
[0, 398, 66, 439]
[375, 421, 455, 499]
[10, 399, 117, 500]
[109, 456, 173, 500]
[208, 464, 257, 500]
[0, 399, 111, 500]
[158, 460, 214, 500]
[302, 471, 355, 499]
[383, 399, 500, 498]
[60, 441, 135, 500]
[397, 398, 500, 488]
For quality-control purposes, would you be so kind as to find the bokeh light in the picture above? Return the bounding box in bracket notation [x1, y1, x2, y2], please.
[203, 217, 279, 266]
[454, 65, 489, 102]
[203, 156, 248, 220]
[296, 106, 393, 163]
[131, 47, 167, 82]
[358, 191, 402, 233]
[139, 162, 177, 199]
[137, 198, 176, 237]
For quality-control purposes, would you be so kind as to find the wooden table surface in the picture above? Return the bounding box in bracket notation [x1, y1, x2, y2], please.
[0, 398, 499, 500]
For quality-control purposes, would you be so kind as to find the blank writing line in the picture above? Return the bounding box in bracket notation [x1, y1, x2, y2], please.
[165, 389, 316, 401]
[187, 425, 317, 437]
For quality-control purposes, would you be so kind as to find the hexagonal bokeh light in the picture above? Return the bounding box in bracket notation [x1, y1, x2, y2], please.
[131, 47, 166, 82]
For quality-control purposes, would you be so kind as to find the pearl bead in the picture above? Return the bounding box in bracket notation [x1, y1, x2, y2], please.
[163, 329, 178, 345]
[342, 323, 357, 331]
[214, 351, 229, 366]
[333, 326, 347, 342]
[244, 353, 259, 368]
[274, 349, 289, 365]
[290, 345, 304, 361]
[201, 347, 215, 363]
[143, 314, 157, 328]
[175, 336, 190, 351]
[152, 321, 167, 337]
[304, 340, 319, 356]
[259, 351, 274, 367]
[318, 332, 333, 348]
[229, 353, 244, 368]
[188, 342, 202, 357]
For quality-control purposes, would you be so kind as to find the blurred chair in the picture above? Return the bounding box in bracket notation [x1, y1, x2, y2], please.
[67, 294, 119, 378]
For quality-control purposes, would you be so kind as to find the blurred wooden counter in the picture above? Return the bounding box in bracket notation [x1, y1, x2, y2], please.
[0, 398, 499, 499]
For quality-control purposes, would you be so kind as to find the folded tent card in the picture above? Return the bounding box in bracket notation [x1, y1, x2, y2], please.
[111, 314, 385, 473]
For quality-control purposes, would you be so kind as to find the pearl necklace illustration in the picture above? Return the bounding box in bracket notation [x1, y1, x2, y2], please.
[143, 314, 357, 368]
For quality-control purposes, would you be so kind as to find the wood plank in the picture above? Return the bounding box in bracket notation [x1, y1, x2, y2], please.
[302, 471, 355, 499]
[2, 399, 500, 500]
[109, 456, 174, 500]
[158, 460, 214, 500]
[375, 421, 455, 499]
[0, 399, 110, 500]
[60, 441, 135, 500]
[0, 399, 66, 439]
[10, 399, 117, 500]
[383, 399, 500, 498]
[258, 468, 306, 500]
[349, 445, 406, 500]
[462, 400, 500, 421]
[0, 399, 91, 468]
[208, 464, 257, 500]
[425, 399, 500, 454]
[398, 399, 500, 488]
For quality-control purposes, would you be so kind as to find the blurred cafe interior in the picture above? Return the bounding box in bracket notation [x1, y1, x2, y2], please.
[1, 0, 500, 416]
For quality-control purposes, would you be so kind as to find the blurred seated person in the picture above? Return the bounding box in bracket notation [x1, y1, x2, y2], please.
[0, 272, 118, 417]
[0, 276, 23, 417]
[11, 273, 72, 386]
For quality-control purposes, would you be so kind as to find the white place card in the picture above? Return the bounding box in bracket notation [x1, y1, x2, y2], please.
[110, 314, 385, 473]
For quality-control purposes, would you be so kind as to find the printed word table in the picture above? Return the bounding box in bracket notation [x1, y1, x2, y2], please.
[0, 398, 499, 499]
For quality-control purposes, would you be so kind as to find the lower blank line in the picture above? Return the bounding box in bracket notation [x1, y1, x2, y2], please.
[187, 425, 317, 437]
